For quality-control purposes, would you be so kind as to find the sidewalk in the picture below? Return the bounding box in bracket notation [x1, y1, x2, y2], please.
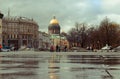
[0, 51, 120, 56]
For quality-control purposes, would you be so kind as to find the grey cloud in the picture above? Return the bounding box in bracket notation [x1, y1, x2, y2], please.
[0, 0, 119, 32]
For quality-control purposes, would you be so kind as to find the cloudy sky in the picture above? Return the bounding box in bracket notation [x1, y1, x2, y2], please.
[0, 0, 120, 32]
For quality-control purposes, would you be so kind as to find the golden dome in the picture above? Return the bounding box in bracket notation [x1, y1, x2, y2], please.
[50, 16, 59, 24]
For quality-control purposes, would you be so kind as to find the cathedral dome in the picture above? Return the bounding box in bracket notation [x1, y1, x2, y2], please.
[50, 17, 59, 24]
[48, 16, 61, 34]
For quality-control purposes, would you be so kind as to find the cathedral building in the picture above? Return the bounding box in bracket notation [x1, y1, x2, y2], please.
[48, 16, 69, 50]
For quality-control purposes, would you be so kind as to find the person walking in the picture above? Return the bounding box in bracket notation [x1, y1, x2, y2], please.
[58, 45, 61, 52]
[64, 45, 67, 52]
[50, 45, 54, 52]
[56, 45, 59, 52]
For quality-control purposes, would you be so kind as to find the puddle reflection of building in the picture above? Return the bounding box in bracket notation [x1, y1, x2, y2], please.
[48, 55, 61, 79]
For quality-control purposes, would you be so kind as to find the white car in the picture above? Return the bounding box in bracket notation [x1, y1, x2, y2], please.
[1, 48, 11, 52]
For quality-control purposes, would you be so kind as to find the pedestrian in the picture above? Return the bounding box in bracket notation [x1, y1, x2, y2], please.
[58, 45, 61, 52]
[50, 45, 54, 52]
[64, 45, 67, 52]
[56, 45, 59, 52]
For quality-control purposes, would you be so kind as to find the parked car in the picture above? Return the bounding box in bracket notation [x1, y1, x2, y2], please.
[1, 48, 11, 52]
[101, 44, 111, 52]
[1, 46, 11, 52]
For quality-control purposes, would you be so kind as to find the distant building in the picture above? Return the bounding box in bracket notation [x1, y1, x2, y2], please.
[48, 16, 69, 50]
[0, 12, 4, 45]
[50, 34, 69, 49]
[38, 31, 52, 50]
[2, 17, 39, 49]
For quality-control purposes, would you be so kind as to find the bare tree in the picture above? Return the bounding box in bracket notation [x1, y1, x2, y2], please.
[68, 23, 87, 48]
[67, 17, 120, 49]
[99, 17, 120, 47]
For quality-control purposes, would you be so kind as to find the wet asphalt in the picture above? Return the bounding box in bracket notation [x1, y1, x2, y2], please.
[0, 51, 120, 79]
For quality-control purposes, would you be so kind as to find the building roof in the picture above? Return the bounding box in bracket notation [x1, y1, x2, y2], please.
[2, 16, 39, 27]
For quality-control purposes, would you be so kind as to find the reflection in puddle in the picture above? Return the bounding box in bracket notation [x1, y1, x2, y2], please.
[0, 54, 120, 79]
[48, 55, 60, 79]
[49, 73, 60, 79]
[67, 55, 120, 65]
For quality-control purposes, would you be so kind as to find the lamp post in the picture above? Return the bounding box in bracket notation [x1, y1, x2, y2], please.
[0, 12, 4, 45]
[97, 41, 100, 49]
[60, 34, 61, 46]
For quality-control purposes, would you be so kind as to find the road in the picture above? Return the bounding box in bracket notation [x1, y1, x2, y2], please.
[0, 51, 120, 79]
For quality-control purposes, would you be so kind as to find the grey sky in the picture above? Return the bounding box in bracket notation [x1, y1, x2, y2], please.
[1, 0, 120, 32]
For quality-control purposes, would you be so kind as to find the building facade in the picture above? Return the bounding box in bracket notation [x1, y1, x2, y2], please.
[38, 31, 52, 50]
[50, 34, 69, 49]
[2, 17, 39, 49]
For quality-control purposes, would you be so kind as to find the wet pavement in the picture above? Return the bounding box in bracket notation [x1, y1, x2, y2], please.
[0, 52, 120, 79]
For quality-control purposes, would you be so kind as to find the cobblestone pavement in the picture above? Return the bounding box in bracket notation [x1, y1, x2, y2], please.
[0, 51, 120, 79]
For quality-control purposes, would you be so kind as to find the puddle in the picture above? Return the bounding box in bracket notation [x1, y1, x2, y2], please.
[0, 53, 120, 79]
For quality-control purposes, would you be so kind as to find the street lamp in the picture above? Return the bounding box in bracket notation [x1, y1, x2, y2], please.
[0, 12, 4, 45]
[97, 41, 100, 49]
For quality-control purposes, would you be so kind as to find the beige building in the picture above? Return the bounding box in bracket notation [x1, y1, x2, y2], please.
[48, 16, 69, 50]
[50, 34, 69, 49]
[2, 17, 39, 49]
